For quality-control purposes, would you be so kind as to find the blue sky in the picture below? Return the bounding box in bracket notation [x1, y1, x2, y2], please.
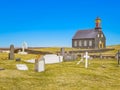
[0, 0, 120, 47]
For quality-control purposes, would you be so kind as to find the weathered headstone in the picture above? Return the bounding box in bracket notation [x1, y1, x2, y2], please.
[117, 50, 120, 65]
[60, 48, 65, 56]
[83, 52, 90, 68]
[8, 44, 14, 60]
[35, 57, 45, 72]
[26, 54, 63, 64]
[43, 54, 63, 64]
[26, 59, 35, 63]
[16, 64, 28, 70]
[63, 53, 78, 61]
[18, 42, 28, 55]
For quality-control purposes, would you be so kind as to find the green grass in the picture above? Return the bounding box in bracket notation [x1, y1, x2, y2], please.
[0, 53, 120, 90]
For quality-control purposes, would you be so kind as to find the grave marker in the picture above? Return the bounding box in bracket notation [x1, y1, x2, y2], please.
[16, 64, 28, 70]
[84, 52, 90, 68]
[18, 42, 28, 54]
[117, 50, 120, 65]
[60, 48, 65, 56]
[8, 44, 14, 60]
[35, 57, 45, 72]
[43, 54, 63, 64]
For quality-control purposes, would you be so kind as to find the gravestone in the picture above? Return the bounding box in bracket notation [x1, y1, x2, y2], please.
[44, 54, 63, 64]
[35, 57, 45, 72]
[60, 48, 65, 56]
[26, 59, 35, 63]
[26, 54, 63, 64]
[22, 42, 28, 52]
[18, 42, 28, 55]
[84, 52, 90, 68]
[16, 64, 28, 70]
[116, 50, 120, 65]
[8, 44, 14, 60]
[63, 53, 78, 61]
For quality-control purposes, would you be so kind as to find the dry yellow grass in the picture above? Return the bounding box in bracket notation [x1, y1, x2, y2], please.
[0, 45, 120, 90]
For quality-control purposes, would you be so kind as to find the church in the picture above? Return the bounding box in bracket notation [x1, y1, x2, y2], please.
[72, 17, 106, 49]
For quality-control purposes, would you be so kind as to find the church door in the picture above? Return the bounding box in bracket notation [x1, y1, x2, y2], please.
[99, 41, 104, 48]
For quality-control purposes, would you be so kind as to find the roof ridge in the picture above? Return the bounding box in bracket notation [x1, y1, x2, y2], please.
[77, 28, 94, 31]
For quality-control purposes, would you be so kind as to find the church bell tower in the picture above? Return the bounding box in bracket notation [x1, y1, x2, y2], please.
[95, 17, 102, 31]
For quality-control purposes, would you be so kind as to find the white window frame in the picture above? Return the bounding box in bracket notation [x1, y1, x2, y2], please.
[101, 34, 103, 37]
[98, 34, 99, 37]
[89, 40, 92, 46]
[74, 41, 77, 47]
[79, 40, 82, 46]
[84, 40, 87, 46]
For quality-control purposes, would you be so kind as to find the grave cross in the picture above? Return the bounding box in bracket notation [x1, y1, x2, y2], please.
[84, 52, 90, 68]
[22, 42, 28, 52]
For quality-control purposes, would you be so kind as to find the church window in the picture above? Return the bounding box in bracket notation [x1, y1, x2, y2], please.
[98, 34, 99, 37]
[101, 34, 103, 37]
[89, 40, 92, 46]
[84, 40, 87, 46]
[79, 40, 82, 46]
[74, 41, 77, 47]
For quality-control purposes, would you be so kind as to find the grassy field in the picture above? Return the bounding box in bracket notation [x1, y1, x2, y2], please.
[0, 52, 120, 90]
[0, 45, 120, 90]
[30, 47, 78, 54]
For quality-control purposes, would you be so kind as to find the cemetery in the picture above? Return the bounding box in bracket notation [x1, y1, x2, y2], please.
[1, 0, 120, 89]
[0, 45, 120, 90]
[0, 17, 119, 89]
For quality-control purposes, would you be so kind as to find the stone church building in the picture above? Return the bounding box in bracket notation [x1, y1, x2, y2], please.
[72, 17, 106, 49]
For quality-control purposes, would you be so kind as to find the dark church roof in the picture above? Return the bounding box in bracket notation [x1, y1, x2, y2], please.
[72, 29, 98, 39]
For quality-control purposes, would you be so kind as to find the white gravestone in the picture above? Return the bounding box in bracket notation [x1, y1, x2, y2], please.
[26, 54, 63, 64]
[16, 64, 28, 70]
[43, 54, 63, 64]
[35, 58, 45, 72]
[22, 42, 28, 52]
[83, 52, 90, 68]
[18, 42, 28, 55]
[26, 59, 35, 63]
